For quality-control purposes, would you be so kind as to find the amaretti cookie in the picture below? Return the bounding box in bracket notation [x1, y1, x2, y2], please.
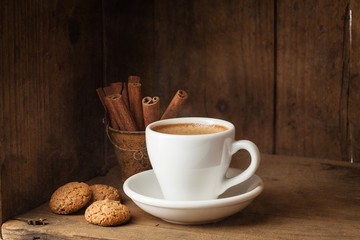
[90, 184, 121, 203]
[49, 182, 92, 214]
[85, 199, 131, 226]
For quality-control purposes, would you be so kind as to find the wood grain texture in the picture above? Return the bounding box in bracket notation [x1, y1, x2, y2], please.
[2, 154, 360, 239]
[154, 0, 274, 153]
[0, 0, 105, 225]
[276, 0, 349, 160]
[103, 0, 360, 161]
[1, 1, 360, 234]
[101, 0, 155, 171]
[349, 0, 360, 163]
[102, 0, 155, 97]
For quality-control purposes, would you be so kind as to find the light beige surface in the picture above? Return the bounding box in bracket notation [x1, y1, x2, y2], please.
[2, 154, 360, 239]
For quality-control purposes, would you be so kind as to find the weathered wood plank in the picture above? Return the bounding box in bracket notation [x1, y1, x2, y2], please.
[102, 0, 155, 97]
[101, 0, 156, 186]
[0, 0, 105, 225]
[1, 2, 359, 238]
[2, 154, 360, 239]
[276, 0, 349, 160]
[104, 0, 359, 161]
[154, 0, 274, 153]
[349, 0, 360, 163]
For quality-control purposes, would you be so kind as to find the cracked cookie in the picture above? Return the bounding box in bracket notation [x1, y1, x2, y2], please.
[89, 184, 121, 203]
[49, 182, 92, 214]
[85, 199, 131, 226]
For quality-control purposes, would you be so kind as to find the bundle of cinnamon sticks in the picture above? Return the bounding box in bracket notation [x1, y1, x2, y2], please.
[96, 76, 188, 131]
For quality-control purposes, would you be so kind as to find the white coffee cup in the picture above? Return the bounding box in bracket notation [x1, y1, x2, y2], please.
[146, 117, 260, 201]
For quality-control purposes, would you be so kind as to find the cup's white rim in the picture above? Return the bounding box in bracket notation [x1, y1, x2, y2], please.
[146, 117, 234, 137]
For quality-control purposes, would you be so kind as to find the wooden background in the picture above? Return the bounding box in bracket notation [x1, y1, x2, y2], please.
[0, 0, 359, 228]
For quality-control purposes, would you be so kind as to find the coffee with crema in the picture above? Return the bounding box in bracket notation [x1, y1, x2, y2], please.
[151, 123, 228, 135]
[146, 117, 261, 201]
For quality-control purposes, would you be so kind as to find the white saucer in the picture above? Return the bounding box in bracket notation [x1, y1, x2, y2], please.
[123, 168, 263, 225]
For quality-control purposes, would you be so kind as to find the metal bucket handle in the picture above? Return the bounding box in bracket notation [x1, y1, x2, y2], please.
[105, 124, 146, 161]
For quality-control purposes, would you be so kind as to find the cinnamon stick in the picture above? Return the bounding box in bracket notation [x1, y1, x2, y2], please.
[97, 88, 120, 129]
[110, 82, 129, 109]
[128, 75, 141, 83]
[103, 86, 115, 96]
[128, 82, 144, 130]
[103, 95, 120, 130]
[122, 84, 129, 109]
[96, 88, 107, 111]
[106, 94, 138, 131]
[142, 96, 160, 128]
[110, 82, 123, 94]
[161, 90, 188, 120]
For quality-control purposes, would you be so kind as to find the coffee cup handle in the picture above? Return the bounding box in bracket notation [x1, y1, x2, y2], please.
[219, 140, 261, 195]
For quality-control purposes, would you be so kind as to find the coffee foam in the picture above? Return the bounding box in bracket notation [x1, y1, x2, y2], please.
[151, 123, 228, 135]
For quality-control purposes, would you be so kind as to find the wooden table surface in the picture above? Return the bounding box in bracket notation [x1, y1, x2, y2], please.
[2, 154, 360, 239]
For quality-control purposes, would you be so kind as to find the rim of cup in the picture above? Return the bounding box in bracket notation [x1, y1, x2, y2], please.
[146, 117, 235, 138]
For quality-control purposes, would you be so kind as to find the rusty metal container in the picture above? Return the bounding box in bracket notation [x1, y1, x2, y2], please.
[106, 125, 152, 182]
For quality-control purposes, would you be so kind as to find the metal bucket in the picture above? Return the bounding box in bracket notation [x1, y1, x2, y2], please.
[106, 124, 152, 182]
